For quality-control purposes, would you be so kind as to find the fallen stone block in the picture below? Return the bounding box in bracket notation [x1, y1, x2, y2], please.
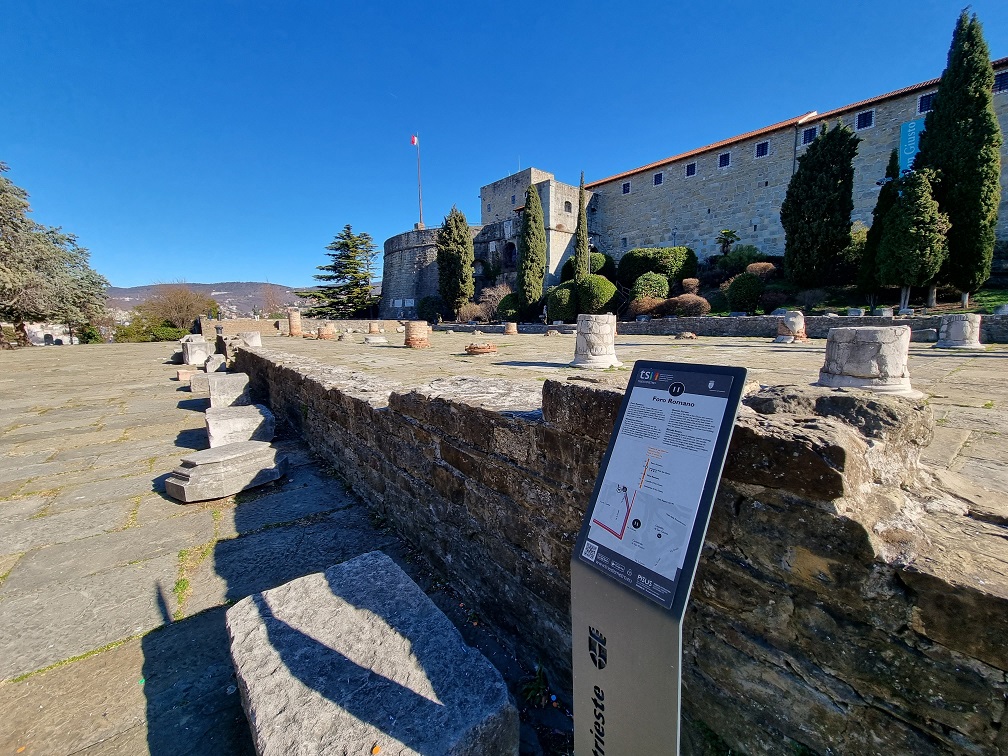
[204, 354, 227, 372]
[180, 334, 206, 343]
[209, 373, 252, 408]
[176, 367, 201, 382]
[182, 340, 213, 366]
[206, 404, 275, 448]
[226, 551, 518, 756]
[236, 331, 262, 347]
[165, 441, 287, 503]
[190, 372, 211, 395]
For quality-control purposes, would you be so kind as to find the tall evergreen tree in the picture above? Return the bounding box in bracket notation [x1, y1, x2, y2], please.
[913, 10, 1003, 307]
[780, 122, 861, 288]
[436, 206, 475, 319]
[860, 150, 901, 307]
[574, 171, 590, 282]
[299, 224, 378, 318]
[515, 183, 546, 317]
[877, 169, 950, 311]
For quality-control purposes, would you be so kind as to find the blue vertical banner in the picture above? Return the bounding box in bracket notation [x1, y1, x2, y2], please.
[900, 118, 926, 173]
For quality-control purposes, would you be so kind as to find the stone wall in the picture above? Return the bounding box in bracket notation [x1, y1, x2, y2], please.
[379, 228, 445, 320]
[197, 317, 287, 337]
[235, 346, 1008, 755]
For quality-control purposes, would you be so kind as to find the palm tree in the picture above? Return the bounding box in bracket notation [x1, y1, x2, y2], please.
[716, 229, 740, 256]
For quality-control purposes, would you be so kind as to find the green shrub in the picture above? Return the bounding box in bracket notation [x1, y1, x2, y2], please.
[150, 325, 190, 342]
[626, 296, 664, 319]
[681, 277, 700, 295]
[77, 324, 103, 344]
[576, 274, 617, 314]
[617, 247, 698, 287]
[726, 272, 765, 314]
[417, 295, 444, 323]
[795, 288, 828, 311]
[630, 272, 670, 301]
[717, 244, 764, 276]
[560, 252, 616, 282]
[669, 294, 711, 317]
[113, 322, 152, 343]
[546, 282, 578, 322]
[497, 293, 522, 322]
[758, 289, 789, 314]
[705, 289, 729, 314]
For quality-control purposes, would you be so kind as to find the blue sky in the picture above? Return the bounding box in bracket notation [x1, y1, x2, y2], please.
[3, 1, 1007, 288]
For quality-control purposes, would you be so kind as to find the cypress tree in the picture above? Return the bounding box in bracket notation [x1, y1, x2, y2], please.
[877, 169, 950, 311]
[780, 122, 861, 288]
[574, 171, 590, 282]
[436, 206, 475, 320]
[913, 10, 1002, 307]
[860, 150, 901, 307]
[516, 183, 546, 317]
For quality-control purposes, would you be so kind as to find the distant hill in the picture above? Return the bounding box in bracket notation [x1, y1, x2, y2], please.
[106, 281, 314, 318]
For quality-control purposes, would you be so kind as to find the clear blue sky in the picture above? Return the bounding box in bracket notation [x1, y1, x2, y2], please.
[3, 1, 1007, 288]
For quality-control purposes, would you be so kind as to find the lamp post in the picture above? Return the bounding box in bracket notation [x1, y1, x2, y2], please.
[672, 226, 678, 247]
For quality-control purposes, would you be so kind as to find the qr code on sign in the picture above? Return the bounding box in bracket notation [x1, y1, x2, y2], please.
[582, 541, 599, 562]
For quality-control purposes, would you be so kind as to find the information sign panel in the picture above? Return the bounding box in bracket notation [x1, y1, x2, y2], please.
[571, 361, 746, 754]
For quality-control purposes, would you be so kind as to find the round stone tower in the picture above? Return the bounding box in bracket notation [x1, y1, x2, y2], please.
[380, 228, 441, 320]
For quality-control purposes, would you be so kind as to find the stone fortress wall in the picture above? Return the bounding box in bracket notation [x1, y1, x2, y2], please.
[381, 58, 1008, 309]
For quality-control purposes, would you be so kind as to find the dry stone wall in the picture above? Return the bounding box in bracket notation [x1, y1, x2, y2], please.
[234, 347, 1008, 755]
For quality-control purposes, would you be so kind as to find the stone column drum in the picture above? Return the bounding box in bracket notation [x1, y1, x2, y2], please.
[405, 320, 431, 348]
[935, 313, 983, 349]
[503, 322, 518, 336]
[571, 313, 622, 369]
[368, 322, 381, 335]
[816, 325, 921, 398]
[318, 323, 337, 341]
[287, 308, 303, 337]
[775, 311, 808, 343]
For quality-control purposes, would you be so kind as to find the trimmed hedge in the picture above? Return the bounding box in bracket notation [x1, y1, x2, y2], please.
[725, 272, 765, 314]
[417, 295, 444, 323]
[630, 272, 670, 301]
[497, 293, 521, 322]
[560, 252, 616, 282]
[576, 274, 617, 314]
[716, 244, 764, 276]
[617, 247, 698, 287]
[546, 282, 577, 322]
[668, 294, 711, 317]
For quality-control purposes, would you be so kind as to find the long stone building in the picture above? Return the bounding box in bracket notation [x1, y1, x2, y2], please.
[381, 58, 1008, 319]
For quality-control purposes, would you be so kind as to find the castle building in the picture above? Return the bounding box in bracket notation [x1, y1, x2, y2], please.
[381, 59, 1008, 320]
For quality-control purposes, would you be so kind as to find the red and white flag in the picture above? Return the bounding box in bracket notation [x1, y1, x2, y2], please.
[410, 134, 418, 146]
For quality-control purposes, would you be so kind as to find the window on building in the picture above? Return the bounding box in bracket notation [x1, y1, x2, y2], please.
[653, 172, 663, 186]
[622, 181, 631, 194]
[718, 152, 731, 168]
[918, 92, 936, 113]
[511, 194, 516, 204]
[685, 162, 697, 177]
[564, 200, 572, 213]
[755, 141, 769, 158]
[855, 109, 874, 130]
[487, 203, 491, 212]
[801, 127, 817, 146]
[621, 237, 628, 249]
[995, 71, 1008, 94]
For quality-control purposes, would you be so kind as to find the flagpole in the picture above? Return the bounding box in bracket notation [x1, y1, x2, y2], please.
[415, 134, 424, 229]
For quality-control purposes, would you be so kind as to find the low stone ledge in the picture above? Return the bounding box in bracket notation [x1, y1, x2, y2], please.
[226, 551, 519, 756]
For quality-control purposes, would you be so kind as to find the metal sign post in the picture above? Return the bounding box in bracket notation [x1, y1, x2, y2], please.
[571, 361, 747, 755]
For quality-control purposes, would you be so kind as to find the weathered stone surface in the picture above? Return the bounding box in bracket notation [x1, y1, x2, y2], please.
[318, 323, 337, 340]
[236, 331, 262, 347]
[176, 367, 199, 382]
[288, 308, 303, 337]
[208, 372, 252, 408]
[180, 334, 206, 343]
[189, 371, 211, 395]
[936, 313, 983, 349]
[847, 308, 865, 316]
[182, 340, 213, 366]
[465, 342, 497, 355]
[817, 325, 921, 397]
[571, 313, 621, 368]
[165, 441, 287, 502]
[364, 334, 388, 345]
[405, 320, 431, 348]
[204, 354, 227, 372]
[205, 404, 275, 448]
[226, 551, 518, 756]
[911, 328, 938, 342]
[503, 322, 518, 335]
[775, 310, 807, 343]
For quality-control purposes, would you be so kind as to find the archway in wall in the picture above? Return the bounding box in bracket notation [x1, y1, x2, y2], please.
[503, 242, 517, 267]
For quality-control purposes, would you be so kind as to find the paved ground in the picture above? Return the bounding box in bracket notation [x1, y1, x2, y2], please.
[0, 333, 1006, 755]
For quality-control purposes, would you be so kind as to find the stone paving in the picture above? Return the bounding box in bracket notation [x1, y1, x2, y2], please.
[0, 333, 1006, 755]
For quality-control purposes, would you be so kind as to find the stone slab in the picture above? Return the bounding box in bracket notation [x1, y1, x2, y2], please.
[0, 501, 133, 555]
[49, 475, 159, 513]
[183, 341, 213, 366]
[208, 373, 252, 408]
[225, 551, 518, 756]
[920, 427, 971, 469]
[204, 354, 227, 372]
[205, 404, 275, 448]
[190, 371, 212, 395]
[165, 441, 287, 503]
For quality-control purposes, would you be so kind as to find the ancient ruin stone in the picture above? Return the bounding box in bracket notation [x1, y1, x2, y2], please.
[226, 551, 518, 756]
[205, 404, 275, 448]
[165, 441, 287, 502]
[287, 308, 303, 337]
[180, 334, 206, 343]
[912, 328, 938, 343]
[367, 322, 381, 334]
[465, 343, 498, 355]
[816, 325, 921, 397]
[935, 313, 983, 349]
[675, 331, 698, 340]
[847, 308, 865, 316]
[544, 329, 562, 337]
[337, 333, 350, 342]
[318, 323, 337, 340]
[190, 372, 211, 395]
[236, 331, 262, 347]
[994, 304, 1008, 315]
[363, 335, 388, 345]
[874, 307, 894, 317]
[571, 313, 621, 369]
[182, 340, 213, 366]
[405, 320, 431, 349]
[775, 310, 808, 343]
[176, 368, 199, 382]
[208, 373, 252, 408]
[503, 322, 518, 335]
[204, 354, 227, 373]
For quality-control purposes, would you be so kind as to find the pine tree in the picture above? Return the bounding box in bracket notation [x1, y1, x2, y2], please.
[877, 169, 950, 311]
[860, 150, 901, 307]
[913, 10, 1002, 307]
[516, 183, 546, 318]
[574, 172, 590, 282]
[436, 206, 475, 320]
[299, 225, 377, 319]
[780, 122, 861, 288]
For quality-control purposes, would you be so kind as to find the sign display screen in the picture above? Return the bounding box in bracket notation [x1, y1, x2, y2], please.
[575, 362, 745, 611]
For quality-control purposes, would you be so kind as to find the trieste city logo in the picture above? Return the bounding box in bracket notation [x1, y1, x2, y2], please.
[588, 626, 608, 670]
